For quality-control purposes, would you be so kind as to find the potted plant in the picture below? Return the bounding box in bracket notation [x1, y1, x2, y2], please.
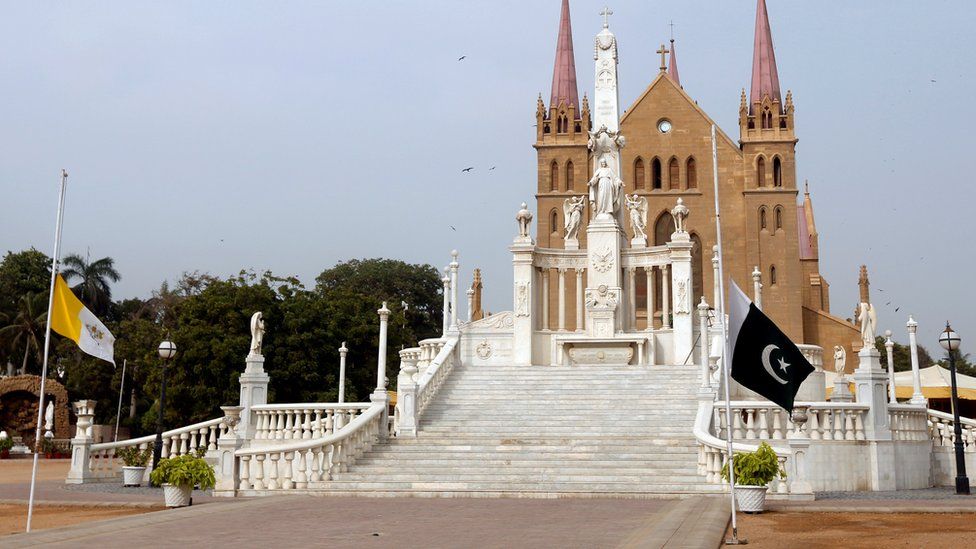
[721, 441, 785, 513]
[149, 453, 216, 508]
[116, 447, 152, 487]
[0, 436, 12, 459]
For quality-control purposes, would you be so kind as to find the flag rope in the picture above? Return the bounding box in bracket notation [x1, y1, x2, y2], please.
[26, 169, 68, 533]
[711, 126, 743, 544]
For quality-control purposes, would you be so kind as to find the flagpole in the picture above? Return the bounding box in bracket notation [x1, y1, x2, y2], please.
[710, 126, 743, 544]
[114, 359, 127, 442]
[26, 169, 69, 533]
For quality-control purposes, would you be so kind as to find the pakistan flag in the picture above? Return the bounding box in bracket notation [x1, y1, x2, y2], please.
[727, 281, 814, 413]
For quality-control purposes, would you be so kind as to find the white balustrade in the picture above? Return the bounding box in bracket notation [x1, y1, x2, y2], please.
[250, 403, 372, 441]
[887, 404, 929, 441]
[928, 409, 976, 451]
[715, 402, 868, 442]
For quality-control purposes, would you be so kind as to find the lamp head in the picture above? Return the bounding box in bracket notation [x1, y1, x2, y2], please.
[158, 340, 177, 360]
[939, 322, 961, 352]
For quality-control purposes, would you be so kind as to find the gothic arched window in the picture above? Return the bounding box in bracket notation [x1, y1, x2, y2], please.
[668, 157, 680, 190]
[775, 206, 783, 231]
[773, 157, 783, 187]
[756, 157, 766, 188]
[550, 161, 559, 192]
[769, 265, 777, 286]
[565, 161, 574, 192]
[686, 157, 697, 189]
[634, 157, 645, 190]
[652, 158, 663, 189]
[760, 207, 768, 231]
[550, 209, 559, 235]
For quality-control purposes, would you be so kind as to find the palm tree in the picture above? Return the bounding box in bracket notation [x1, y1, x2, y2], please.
[0, 292, 48, 374]
[61, 253, 121, 316]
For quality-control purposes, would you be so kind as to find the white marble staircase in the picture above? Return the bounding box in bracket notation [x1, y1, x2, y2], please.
[321, 362, 720, 497]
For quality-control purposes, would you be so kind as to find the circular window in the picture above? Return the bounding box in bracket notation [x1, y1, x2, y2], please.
[657, 119, 673, 133]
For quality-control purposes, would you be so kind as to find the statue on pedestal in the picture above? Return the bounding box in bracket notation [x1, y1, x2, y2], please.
[515, 202, 533, 240]
[587, 158, 623, 217]
[626, 194, 647, 240]
[858, 303, 877, 347]
[670, 198, 690, 233]
[833, 345, 847, 374]
[249, 312, 265, 357]
[563, 196, 585, 241]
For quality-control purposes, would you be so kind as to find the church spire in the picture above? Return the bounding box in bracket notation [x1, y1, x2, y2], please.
[668, 38, 681, 87]
[750, 0, 782, 112]
[549, 0, 580, 114]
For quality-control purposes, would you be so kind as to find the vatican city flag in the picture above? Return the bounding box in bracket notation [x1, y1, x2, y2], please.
[50, 274, 115, 365]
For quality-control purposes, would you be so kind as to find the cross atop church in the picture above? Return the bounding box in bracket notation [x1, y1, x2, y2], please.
[656, 44, 670, 72]
[600, 6, 613, 28]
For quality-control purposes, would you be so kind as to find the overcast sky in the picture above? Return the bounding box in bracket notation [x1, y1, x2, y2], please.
[1, 1, 973, 353]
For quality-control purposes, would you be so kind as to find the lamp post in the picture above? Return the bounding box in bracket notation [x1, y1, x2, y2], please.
[939, 322, 970, 495]
[152, 340, 176, 472]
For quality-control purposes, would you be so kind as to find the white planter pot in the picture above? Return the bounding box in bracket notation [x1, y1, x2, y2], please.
[122, 466, 146, 487]
[734, 485, 768, 513]
[162, 483, 193, 508]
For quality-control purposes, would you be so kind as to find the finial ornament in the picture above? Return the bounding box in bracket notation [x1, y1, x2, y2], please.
[670, 198, 689, 233]
[600, 6, 613, 28]
[656, 44, 670, 72]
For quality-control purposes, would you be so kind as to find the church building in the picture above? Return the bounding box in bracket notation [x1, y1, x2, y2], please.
[532, 0, 860, 364]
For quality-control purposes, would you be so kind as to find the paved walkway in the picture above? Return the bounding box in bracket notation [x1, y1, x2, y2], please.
[4, 496, 730, 548]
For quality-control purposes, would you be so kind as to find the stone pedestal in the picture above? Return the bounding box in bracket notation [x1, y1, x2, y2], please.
[564, 238, 579, 251]
[65, 400, 96, 485]
[585, 216, 624, 333]
[213, 406, 243, 497]
[831, 377, 854, 402]
[511, 241, 535, 366]
[854, 346, 896, 491]
[395, 355, 419, 437]
[667, 232, 695, 363]
[238, 354, 270, 440]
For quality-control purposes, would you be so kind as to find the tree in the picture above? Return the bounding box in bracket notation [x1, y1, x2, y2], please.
[0, 292, 49, 375]
[61, 253, 120, 317]
[0, 248, 51, 314]
[939, 349, 976, 378]
[875, 336, 935, 373]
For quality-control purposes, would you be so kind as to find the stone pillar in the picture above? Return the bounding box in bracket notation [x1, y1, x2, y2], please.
[584, 215, 624, 333]
[65, 400, 96, 484]
[441, 268, 451, 336]
[662, 264, 671, 329]
[712, 246, 720, 312]
[449, 250, 459, 331]
[557, 268, 566, 331]
[337, 342, 348, 404]
[627, 267, 637, 331]
[668, 233, 694, 363]
[239, 354, 270, 441]
[541, 269, 550, 331]
[854, 345, 896, 491]
[371, 302, 391, 440]
[466, 288, 475, 323]
[511, 240, 535, 366]
[752, 266, 763, 310]
[786, 405, 814, 499]
[575, 269, 584, 332]
[698, 297, 711, 389]
[213, 406, 243, 497]
[884, 331, 896, 404]
[646, 267, 655, 331]
[395, 352, 419, 437]
[907, 316, 926, 405]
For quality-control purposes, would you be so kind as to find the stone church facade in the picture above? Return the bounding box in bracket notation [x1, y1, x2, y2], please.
[533, 0, 859, 365]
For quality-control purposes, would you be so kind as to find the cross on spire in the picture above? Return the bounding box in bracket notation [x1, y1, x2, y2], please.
[656, 44, 670, 72]
[600, 6, 613, 28]
[669, 20, 675, 41]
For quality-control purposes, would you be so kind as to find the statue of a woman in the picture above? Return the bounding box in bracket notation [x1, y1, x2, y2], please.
[588, 158, 623, 217]
[563, 196, 585, 240]
[249, 312, 265, 356]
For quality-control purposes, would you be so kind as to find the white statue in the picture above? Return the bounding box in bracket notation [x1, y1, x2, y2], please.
[249, 312, 265, 356]
[44, 401, 55, 437]
[587, 158, 623, 217]
[858, 302, 877, 346]
[563, 196, 585, 241]
[671, 198, 690, 233]
[833, 345, 847, 374]
[515, 202, 533, 239]
[626, 194, 647, 240]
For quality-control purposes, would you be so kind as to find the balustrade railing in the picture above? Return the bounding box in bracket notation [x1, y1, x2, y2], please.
[928, 409, 976, 451]
[235, 403, 385, 491]
[714, 402, 868, 442]
[85, 417, 228, 480]
[251, 403, 371, 441]
[417, 338, 446, 378]
[888, 404, 929, 441]
[416, 335, 458, 417]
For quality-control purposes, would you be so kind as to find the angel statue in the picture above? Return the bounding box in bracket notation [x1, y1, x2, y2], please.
[563, 196, 585, 241]
[857, 302, 877, 346]
[249, 311, 266, 356]
[515, 202, 533, 240]
[625, 194, 648, 240]
[833, 345, 847, 374]
[587, 158, 623, 217]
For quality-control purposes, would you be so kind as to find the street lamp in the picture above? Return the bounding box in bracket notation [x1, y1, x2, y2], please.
[152, 340, 177, 473]
[938, 322, 969, 495]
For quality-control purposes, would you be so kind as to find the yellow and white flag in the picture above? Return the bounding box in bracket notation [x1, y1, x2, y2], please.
[50, 274, 115, 365]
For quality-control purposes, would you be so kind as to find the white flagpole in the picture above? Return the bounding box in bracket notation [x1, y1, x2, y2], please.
[114, 359, 127, 442]
[710, 126, 743, 544]
[26, 169, 69, 533]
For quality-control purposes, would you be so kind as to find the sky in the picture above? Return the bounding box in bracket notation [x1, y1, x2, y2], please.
[1, 1, 973, 354]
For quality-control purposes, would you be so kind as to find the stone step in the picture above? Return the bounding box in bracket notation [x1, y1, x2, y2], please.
[314, 481, 719, 492]
[350, 464, 698, 474]
[355, 456, 697, 467]
[371, 444, 699, 454]
[334, 473, 706, 483]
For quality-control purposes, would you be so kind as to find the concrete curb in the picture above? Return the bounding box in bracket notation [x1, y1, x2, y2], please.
[0, 498, 164, 509]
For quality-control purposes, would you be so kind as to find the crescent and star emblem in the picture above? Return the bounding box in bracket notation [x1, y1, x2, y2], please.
[761, 344, 790, 385]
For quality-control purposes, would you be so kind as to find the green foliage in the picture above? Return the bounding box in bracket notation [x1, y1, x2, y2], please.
[0, 292, 49, 375]
[875, 336, 935, 373]
[0, 248, 51, 314]
[720, 442, 786, 487]
[0, 437, 14, 452]
[149, 454, 215, 489]
[940, 350, 976, 378]
[61, 253, 121, 317]
[115, 446, 152, 467]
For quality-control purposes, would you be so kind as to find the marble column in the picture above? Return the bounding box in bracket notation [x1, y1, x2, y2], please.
[511, 240, 535, 366]
[338, 342, 348, 404]
[627, 267, 637, 331]
[884, 331, 896, 404]
[541, 269, 550, 331]
[662, 264, 671, 329]
[441, 268, 450, 335]
[449, 250, 459, 331]
[646, 267, 655, 331]
[575, 269, 584, 332]
[907, 316, 926, 405]
[752, 266, 763, 310]
[698, 297, 711, 389]
[466, 288, 474, 322]
[557, 268, 567, 331]
[668, 233, 694, 362]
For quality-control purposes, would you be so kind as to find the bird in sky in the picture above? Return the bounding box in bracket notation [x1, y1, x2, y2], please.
[450, 225, 457, 232]
[489, 166, 496, 171]
[461, 167, 474, 173]
[458, 55, 466, 61]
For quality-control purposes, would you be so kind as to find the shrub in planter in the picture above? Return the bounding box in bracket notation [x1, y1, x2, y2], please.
[149, 454, 216, 508]
[0, 437, 13, 459]
[116, 447, 153, 487]
[720, 442, 785, 513]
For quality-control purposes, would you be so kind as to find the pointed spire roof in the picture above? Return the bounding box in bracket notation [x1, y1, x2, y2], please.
[798, 181, 818, 260]
[750, 0, 782, 110]
[668, 38, 681, 87]
[549, 0, 580, 114]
